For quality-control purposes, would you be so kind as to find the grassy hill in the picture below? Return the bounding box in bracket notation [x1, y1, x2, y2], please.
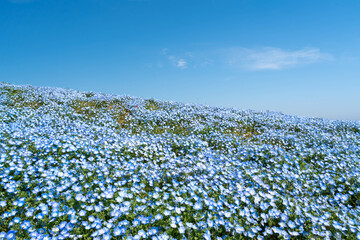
[1, 82, 360, 239]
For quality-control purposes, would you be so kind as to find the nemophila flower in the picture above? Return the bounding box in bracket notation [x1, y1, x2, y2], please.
[247, 230, 256, 238]
[1, 83, 360, 239]
[51, 210, 59, 218]
[224, 211, 231, 218]
[91, 220, 102, 230]
[79, 209, 86, 217]
[193, 202, 202, 210]
[5, 230, 16, 240]
[163, 210, 171, 216]
[287, 220, 296, 229]
[235, 225, 244, 234]
[203, 230, 211, 240]
[91, 231, 99, 238]
[12, 217, 21, 224]
[281, 213, 289, 222]
[177, 224, 186, 234]
[103, 233, 111, 240]
[86, 205, 94, 211]
[20, 220, 31, 230]
[58, 221, 67, 230]
[113, 226, 126, 236]
[260, 201, 269, 211]
[163, 193, 170, 200]
[153, 192, 160, 199]
[158, 233, 170, 240]
[132, 219, 140, 227]
[88, 215, 96, 222]
[154, 214, 163, 221]
[104, 190, 114, 199]
[75, 194, 84, 201]
[98, 227, 109, 235]
[290, 231, 300, 236]
[28, 231, 39, 239]
[186, 222, 197, 230]
[175, 207, 182, 214]
[137, 230, 146, 238]
[13, 197, 26, 207]
[25, 208, 35, 217]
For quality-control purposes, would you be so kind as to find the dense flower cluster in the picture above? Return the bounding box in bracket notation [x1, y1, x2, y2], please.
[1, 82, 360, 239]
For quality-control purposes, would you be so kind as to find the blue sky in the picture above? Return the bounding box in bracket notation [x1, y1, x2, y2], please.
[1, 0, 360, 120]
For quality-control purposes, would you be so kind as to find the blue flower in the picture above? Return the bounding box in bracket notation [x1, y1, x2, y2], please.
[103, 233, 112, 240]
[113, 226, 126, 236]
[193, 202, 202, 210]
[203, 230, 211, 240]
[1, 83, 360, 239]
[178, 224, 186, 234]
[79, 210, 86, 216]
[20, 220, 31, 230]
[5, 230, 16, 240]
[59, 221, 67, 229]
[287, 220, 296, 229]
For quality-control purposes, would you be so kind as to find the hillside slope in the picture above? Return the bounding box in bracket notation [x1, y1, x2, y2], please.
[1, 82, 360, 239]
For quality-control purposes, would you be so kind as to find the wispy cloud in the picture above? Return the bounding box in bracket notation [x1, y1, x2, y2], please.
[158, 46, 330, 71]
[160, 48, 212, 70]
[225, 47, 333, 70]
[168, 56, 187, 69]
[176, 58, 187, 69]
[161, 49, 188, 69]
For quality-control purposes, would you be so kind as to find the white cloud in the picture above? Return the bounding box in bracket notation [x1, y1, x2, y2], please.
[176, 59, 187, 69]
[168, 56, 187, 69]
[226, 47, 333, 70]
[161, 49, 212, 69]
[159, 47, 331, 71]
[161, 49, 188, 70]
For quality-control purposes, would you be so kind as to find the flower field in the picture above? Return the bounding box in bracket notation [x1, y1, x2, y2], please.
[1, 82, 360, 240]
